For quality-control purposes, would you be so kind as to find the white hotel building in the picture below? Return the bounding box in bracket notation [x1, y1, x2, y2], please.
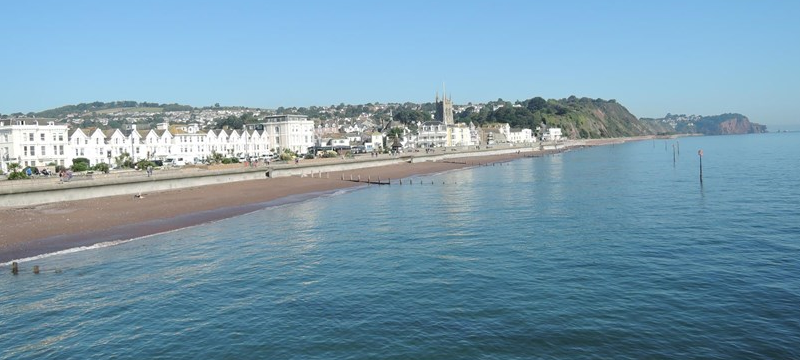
[0, 119, 70, 173]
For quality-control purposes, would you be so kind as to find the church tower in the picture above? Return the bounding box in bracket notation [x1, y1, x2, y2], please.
[435, 85, 454, 126]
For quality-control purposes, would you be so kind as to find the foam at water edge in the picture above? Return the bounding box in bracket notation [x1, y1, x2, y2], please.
[0, 228, 186, 267]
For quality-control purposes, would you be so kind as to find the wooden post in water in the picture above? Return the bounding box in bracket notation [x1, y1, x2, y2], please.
[698, 149, 704, 184]
[673, 144, 676, 167]
[11, 262, 18, 275]
[677, 140, 680, 155]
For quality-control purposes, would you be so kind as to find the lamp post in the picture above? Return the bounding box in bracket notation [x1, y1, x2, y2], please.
[1, 148, 6, 174]
[131, 133, 136, 167]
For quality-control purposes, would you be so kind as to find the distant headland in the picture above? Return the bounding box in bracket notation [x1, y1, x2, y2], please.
[640, 113, 767, 136]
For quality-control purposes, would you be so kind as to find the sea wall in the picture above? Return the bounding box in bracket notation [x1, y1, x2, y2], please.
[0, 168, 269, 207]
[0, 157, 414, 207]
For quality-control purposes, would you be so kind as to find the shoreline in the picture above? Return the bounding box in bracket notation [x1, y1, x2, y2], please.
[0, 138, 650, 265]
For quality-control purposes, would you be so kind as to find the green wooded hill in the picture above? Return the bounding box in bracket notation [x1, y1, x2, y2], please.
[457, 96, 656, 139]
[35, 101, 194, 118]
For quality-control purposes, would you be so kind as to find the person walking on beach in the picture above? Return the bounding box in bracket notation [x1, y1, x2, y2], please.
[146, 165, 153, 177]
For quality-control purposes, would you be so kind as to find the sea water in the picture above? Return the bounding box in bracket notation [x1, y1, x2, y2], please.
[2, 133, 799, 359]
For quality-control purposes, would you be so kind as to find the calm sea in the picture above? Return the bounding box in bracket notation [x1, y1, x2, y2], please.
[2, 133, 799, 359]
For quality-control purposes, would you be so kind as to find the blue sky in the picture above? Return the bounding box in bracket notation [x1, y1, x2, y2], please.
[2, 0, 799, 128]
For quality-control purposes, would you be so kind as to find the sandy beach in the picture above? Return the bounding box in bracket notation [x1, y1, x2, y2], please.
[0, 151, 545, 263]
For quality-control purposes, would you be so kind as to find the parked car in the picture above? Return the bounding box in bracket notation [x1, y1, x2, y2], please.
[164, 157, 186, 167]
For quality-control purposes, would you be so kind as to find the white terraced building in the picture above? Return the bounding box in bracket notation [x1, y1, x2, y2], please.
[0, 119, 70, 173]
[263, 114, 315, 155]
[0, 115, 316, 171]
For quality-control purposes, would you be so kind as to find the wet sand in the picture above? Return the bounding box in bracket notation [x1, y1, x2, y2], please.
[0, 153, 529, 263]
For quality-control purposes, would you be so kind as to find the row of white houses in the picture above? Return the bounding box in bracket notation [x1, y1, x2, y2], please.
[0, 115, 315, 172]
[1, 114, 549, 173]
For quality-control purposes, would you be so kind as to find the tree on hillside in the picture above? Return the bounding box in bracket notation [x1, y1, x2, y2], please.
[393, 109, 430, 124]
[387, 127, 404, 139]
[215, 115, 244, 130]
[526, 97, 547, 112]
[213, 112, 262, 130]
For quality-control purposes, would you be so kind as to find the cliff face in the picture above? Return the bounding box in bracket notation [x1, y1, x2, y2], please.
[685, 113, 767, 135]
[641, 113, 767, 135]
[718, 118, 755, 134]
